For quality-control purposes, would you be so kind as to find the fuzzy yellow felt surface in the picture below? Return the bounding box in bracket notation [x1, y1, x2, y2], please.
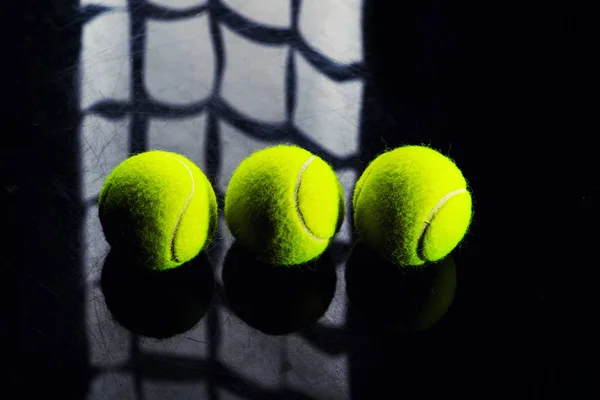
[225, 145, 344, 266]
[99, 151, 218, 270]
[353, 146, 472, 267]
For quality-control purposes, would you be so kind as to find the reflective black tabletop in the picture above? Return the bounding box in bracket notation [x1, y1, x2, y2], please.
[8, 1, 598, 399]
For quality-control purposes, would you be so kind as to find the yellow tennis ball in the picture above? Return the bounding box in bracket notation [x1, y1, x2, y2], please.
[225, 145, 345, 266]
[99, 150, 218, 271]
[353, 145, 472, 267]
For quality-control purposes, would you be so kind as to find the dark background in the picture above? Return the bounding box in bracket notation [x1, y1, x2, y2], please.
[7, 0, 598, 399]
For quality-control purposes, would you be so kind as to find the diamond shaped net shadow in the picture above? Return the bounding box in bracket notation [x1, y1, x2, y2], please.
[80, 0, 368, 399]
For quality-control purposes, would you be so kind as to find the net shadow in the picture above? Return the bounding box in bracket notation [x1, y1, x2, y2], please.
[82, 0, 364, 399]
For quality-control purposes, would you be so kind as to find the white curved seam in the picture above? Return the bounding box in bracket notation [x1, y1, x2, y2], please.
[295, 156, 326, 242]
[167, 155, 196, 262]
[418, 188, 468, 244]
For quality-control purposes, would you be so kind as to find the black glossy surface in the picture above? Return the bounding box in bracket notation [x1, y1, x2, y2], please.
[9, 1, 598, 399]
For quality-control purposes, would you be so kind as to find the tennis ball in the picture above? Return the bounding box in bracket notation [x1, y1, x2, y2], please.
[353, 145, 472, 267]
[99, 150, 218, 271]
[225, 145, 345, 266]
